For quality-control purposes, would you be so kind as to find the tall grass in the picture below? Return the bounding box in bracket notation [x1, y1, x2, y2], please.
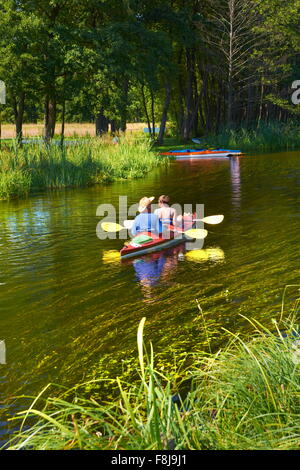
[0, 169, 31, 200]
[7, 301, 300, 450]
[205, 122, 300, 151]
[0, 136, 163, 200]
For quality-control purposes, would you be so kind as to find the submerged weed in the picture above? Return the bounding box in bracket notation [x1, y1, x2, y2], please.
[7, 303, 300, 450]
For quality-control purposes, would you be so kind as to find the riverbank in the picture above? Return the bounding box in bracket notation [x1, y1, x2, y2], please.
[7, 310, 300, 450]
[155, 122, 300, 153]
[202, 122, 300, 152]
[0, 137, 163, 200]
[2, 121, 299, 201]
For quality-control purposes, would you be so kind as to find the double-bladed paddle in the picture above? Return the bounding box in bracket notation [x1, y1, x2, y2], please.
[123, 214, 224, 229]
[101, 221, 208, 240]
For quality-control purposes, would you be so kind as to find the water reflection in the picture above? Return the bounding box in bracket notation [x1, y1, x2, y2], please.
[185, 247, 225, 263]
[129, 245, 184, 301]
[127, 244, 225, 301]
[230, 157, 241, 215]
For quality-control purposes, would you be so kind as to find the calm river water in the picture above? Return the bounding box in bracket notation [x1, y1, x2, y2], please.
[1, 150, 300, 444]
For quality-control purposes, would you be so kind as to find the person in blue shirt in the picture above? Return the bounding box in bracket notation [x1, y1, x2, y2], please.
[131, 196, 163, 236]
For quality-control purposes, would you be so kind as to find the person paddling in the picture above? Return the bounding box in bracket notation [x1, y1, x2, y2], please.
[154, 195, 176, 227]
[131, 196, 163, 236]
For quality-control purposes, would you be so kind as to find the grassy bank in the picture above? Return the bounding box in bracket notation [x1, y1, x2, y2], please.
[7, 308, 300, 450]
[204, 122, 300, 152]
[155, 122, 300, 153]
[0, 136, 163, 200]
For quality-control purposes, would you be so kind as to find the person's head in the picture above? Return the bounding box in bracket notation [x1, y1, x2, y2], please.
[138, 196, 155, 213]
[158, 195, 170, 207]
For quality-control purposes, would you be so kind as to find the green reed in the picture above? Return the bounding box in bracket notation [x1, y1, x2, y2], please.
[7, 297, 300, 450]
[0, 137, 163, 200]
[205, 122, 300, 151]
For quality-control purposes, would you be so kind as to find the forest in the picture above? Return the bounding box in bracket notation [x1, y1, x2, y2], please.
[1, 0, 300, 143]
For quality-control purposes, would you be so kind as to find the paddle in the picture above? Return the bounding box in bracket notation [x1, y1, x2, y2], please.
[170, 227, 208, 239]
[193, 215, 224, 225]
[123, 214, 224, 229]
[101, 222, 128, 232]
[101, 221, 208, 239]
[180, 228, 208, 239]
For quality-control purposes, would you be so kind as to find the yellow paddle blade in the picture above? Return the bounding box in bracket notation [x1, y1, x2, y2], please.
[184, 228, 208, 239]
[185, 249, 209, 262]
[102, 250, 121, 264]
[201, 215, 224, 225]
[185, 248, 225, 263]
[101, 222, 124, 232]
[207, 248, 225, 261]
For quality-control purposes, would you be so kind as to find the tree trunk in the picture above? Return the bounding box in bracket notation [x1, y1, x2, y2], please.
[110, 120, 116, 133]
[120, 79, 129, 132]
[95, 110, 108, 136]
[50, 100, 56, 138]
[141, 85, 152, 137]
[182, 48, 195, 141]
[177, 48, 185, 136]
[44, 97, 56, 142]
[193, 72, 199, 135]
[215, 81, 222, 133]
[227, 0, 234, 127]
[246, 81, 254, 128]
[257, 79, 264, 128]
[207, 73, 213, 133]
[201, 69, 211, 133]
[60, 99, 66, 147]
[13, 92, 25, 144]
[156, 83, 171, 145]
[227, 80, 234, 127]
[150, 89, 155, 135]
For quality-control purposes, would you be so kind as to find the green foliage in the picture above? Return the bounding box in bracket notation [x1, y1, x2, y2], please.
[0, 137, 163, 200]
[205, 122, 300, 151]
[0, 168, 31, 199]
[1, 0, 300, 142]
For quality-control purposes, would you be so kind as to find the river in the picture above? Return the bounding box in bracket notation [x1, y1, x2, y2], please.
[1, 150, 300, 444]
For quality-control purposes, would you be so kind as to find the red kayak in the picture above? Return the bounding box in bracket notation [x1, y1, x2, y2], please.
[160, 149, 242, 159]
[120, 214, 196, 260]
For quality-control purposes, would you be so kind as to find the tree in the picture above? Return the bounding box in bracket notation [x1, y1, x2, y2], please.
[202, 0, 264, 127]
[0, 0, 40, 141]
